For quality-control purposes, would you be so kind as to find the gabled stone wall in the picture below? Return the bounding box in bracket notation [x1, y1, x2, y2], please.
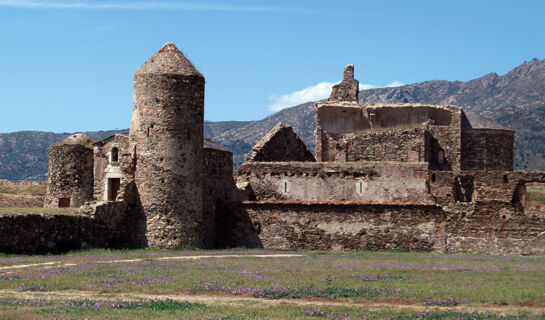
[245, 123, 315, 163]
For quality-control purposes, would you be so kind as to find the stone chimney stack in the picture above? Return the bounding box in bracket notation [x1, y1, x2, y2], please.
[129, 42, 204, 249]
[328, 64, 359, 102]
[343, 64, 354, 80]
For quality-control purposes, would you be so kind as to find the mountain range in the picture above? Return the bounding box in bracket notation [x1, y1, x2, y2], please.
[1, 58, 544, 180]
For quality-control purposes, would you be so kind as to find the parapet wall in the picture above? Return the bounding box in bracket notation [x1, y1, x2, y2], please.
[237, 162, 431, 203]
[461, 128, 515, 171]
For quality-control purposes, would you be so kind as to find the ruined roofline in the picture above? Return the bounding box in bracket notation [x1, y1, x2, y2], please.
[243, 200, 437, 207]
[203, 138, 232, 153]
[91, 133, 129, 146]
[135, 42, 203, 77]
[315, 101, 463, 111]
[462, 127, 515, 133]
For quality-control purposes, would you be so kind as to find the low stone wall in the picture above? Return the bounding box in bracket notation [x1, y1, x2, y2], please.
[0, 202, 139, 254]
[217, 202, 446, 251]
[216, 199, 545, 255]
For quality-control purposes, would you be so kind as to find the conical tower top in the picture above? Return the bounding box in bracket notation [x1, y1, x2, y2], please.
[135, 42, 202, 77]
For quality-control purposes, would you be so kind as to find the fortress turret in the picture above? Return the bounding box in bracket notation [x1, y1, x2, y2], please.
[44, 134, 94, 208]
[129, 42, 205, 248]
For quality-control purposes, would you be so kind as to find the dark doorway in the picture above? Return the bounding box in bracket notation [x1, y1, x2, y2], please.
[455, 175, 474, 202]
[58, 197, 71, 208]
[107, 178, 121, 201]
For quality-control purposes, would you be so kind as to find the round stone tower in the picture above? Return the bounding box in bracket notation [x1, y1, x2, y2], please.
[44, 134, 94, 208]
[129, 42, 204, 248]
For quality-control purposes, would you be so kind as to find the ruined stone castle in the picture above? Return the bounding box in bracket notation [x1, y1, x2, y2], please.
[2, 42, 544, 255]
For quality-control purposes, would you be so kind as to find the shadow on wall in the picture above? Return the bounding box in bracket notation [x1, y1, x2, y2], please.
[215, 201, 263, 249]
[116, 180, 148, 248]
[429, 135, 451, 171]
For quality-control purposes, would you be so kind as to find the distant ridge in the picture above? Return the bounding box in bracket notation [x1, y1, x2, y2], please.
[1, 58, 544, 179]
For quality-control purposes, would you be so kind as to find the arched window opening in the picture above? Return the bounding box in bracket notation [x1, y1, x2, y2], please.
[111, 147, 119, 163]
[437, 149, 445, 166]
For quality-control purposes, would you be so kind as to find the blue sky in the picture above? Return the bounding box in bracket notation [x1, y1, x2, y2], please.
[1, 0, 545, 133]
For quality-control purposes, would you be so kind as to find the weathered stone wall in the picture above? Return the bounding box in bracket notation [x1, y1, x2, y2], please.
[316, 103, 368, 135]
[328, 65, 359, 102]
[315, 104, 463, 169]
[461, 128, 515, 171]
[365, 105, 454, 128]
[203, 141, 235, 248]
[44, 144, 94, 208]
[346, 128, 429, 163]
[217, 202, 446, 251]
[130, 43, 205, 249]
[93, 134, 133, 202]
[427, 170, 545, 255]
[426, 108, 463, 171]
[0, 202, 136, 254]
[230, 157, 545, 255]
[237, 162, 432, 203]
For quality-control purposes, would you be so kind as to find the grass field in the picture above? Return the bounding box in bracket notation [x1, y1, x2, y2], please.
[527, 185, 545, 204]
[0, 249, 543, 319]
[0, 182, 46, 208]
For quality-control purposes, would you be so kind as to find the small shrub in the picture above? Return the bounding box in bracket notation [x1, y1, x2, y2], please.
[144, 299, 206, 311]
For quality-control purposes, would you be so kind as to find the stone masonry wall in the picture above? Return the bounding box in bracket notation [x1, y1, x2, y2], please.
[329, 65, 359, 102]
[346, 128, 430, 163]
[0, 202, 135, 254]
[428, 169, 545, 255]
[93, 135, 133, 202]
[218, 202, 446, 251]
[203, 145, 235, 248]
[461, 128, 515, 171]
[245, 123, 315, 163]
[44, 144, 94, 208]
[237, 162, 432, 204]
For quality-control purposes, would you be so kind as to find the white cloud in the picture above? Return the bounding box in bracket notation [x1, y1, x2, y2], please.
[386, 80, 405, 87]
[268, 82, 335, 112]
[268, 80, 404, 111]
[0, 0, 278, 11]
[359, 83, 377, 90]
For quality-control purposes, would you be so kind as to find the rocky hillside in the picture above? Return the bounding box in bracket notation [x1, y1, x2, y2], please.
[1, 58, 544, 179]
[0, 130, 127, 180]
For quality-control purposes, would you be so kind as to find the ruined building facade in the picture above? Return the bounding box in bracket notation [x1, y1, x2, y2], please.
[221, 65, 545, 255]
[29, 48, 545, 255]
